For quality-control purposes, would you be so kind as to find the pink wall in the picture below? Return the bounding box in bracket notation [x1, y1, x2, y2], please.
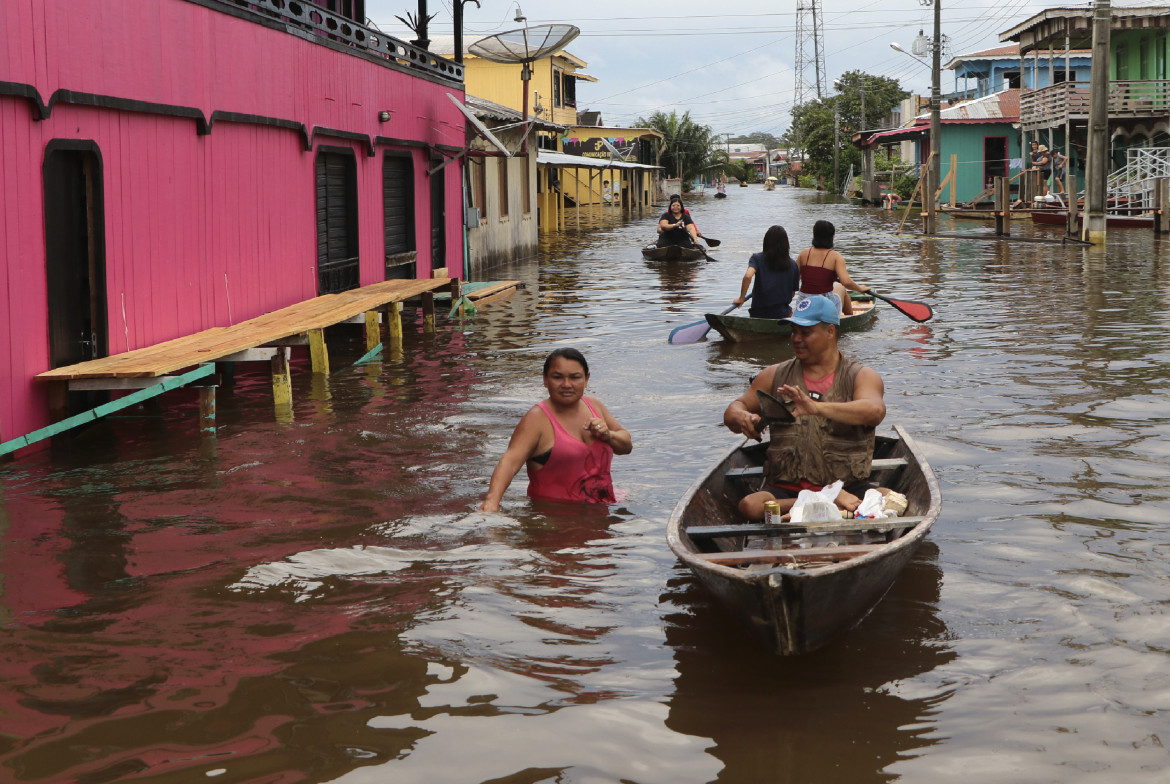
[0, 0, 467, 443]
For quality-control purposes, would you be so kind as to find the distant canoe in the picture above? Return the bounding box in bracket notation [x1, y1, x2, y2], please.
[704, 296, 876, 342]
[667, 425, 941, 654]
[642, 243, 707, 261]
[1031, 210, 1154, 229]
[714, 192, 728, 199]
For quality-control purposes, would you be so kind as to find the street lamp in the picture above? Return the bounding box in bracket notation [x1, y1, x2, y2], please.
[889, 41, 930, 68]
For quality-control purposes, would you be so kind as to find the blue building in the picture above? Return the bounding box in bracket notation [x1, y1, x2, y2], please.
[944, 43, 1092, 101]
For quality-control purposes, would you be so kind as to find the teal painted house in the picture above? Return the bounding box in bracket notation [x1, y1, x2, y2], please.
[859, 90, 1021, 205]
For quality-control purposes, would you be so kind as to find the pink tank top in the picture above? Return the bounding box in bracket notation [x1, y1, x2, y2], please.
[799, 249, 838, 294]
[527, 399, 616, 504]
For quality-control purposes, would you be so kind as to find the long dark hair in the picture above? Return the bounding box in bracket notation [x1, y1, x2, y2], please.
[543, 347, 589, 376]
[811, 219, 835, 249]
[761, 225, 792, 272]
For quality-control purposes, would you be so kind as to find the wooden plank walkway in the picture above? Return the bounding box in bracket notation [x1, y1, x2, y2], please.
[37, 278, 458, 381]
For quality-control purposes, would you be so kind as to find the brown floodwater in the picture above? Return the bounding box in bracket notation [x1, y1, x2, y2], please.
[2, 187, 1169, 783]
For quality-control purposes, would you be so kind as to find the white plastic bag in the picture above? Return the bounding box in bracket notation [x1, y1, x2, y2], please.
[856, 488, 891, 519]
[789, 480, 843, 523]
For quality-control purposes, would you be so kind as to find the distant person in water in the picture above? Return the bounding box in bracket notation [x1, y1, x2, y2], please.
[733, 225, 800, 319]
[882, 191, 902, 210]
[795, 220, 869, 316]
[656, 194, 700, 247]
[481, 348, 632, 512]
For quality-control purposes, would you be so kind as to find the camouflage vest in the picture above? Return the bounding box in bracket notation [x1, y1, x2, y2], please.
[764, 353, 875, 486]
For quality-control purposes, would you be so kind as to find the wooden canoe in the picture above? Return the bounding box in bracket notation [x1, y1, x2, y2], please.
[667, 425, 941, 655]
[941, 207, 1032, 221]
[1031, 210, 1154, 229]
[704, 295, 876, 343]
[642, 244, 707, 261]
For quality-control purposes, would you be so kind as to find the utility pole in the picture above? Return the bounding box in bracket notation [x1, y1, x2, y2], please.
[1084, 0, 1110, 244]
[833, 105, 841, 195]
[923, 0, 942, 235]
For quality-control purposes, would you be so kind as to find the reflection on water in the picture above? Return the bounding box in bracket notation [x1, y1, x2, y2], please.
[2, 189, 1170, 781]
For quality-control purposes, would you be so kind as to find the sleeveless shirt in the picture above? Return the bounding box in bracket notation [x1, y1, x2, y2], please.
[799, 249, 838, 295]
[764, 354, 875, 486]
[527, 399, 616, 504]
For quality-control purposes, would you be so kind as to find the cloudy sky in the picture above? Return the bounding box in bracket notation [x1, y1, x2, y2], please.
[364, 1, 1151, 136]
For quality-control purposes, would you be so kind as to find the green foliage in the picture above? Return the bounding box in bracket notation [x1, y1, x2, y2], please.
[636, 110, 727, 184]
[833, 71, 908, 134]
[789, 71, 909, 185]
[798, 174, 818, 189]
[874, 148, 904, 171]
[892, 172, 918, 200]
[726, 159, 756, 183]
[727, 132, 782, 149]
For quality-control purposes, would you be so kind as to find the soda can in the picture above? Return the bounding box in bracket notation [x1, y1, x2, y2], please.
[764, 500, 782, 525]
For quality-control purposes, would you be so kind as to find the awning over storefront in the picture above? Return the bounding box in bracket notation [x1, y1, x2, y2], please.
[536, 150, 661, 170]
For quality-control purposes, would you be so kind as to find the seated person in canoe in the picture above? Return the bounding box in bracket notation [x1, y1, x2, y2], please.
[732, 225, 800, 319]
[795, 220, 869, 316]
[722, 295, 888, 520]
[656, 194, 700, 247]
[481, 348, 632, 512]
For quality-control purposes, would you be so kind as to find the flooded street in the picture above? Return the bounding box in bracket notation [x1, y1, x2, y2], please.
[3, 186, 1170, 783]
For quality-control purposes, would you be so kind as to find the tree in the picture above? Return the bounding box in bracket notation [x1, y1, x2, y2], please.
[637, 110, 727, 186]
[790, 71, 908, 189]
[833, 71, 908, 134]
[728, 131, 781, 149]
[789, 100, 839, 181]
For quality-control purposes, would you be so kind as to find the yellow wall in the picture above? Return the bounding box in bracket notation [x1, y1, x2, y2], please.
[462, 55, 582, 127]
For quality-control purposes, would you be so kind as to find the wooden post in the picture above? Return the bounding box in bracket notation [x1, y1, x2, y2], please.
[591, 170, 597, 223]
[421, 291, 436, 332]
[199, 386, 217, 433]
[47, 381, 69, 423]
[949, 153, 957, 206]
[387, 300, 403, 345]
[921, 167, 936, 235]
[994, 175, 1010, 236]
[575, 167, 581, 232]
[308, 328, 329, 376]
[271, 346, 293, 421]
[364, 310, 380, 352]
[1154, 178, 1168, 233]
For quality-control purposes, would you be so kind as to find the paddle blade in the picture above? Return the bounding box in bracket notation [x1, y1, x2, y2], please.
[700, 236, 721, 247]
[872, 291, 934, 322]
[668, 301, 741, 344]
[668, 319, 712, 344]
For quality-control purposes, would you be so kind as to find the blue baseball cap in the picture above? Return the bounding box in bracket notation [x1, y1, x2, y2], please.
[785, 295, 840, 326]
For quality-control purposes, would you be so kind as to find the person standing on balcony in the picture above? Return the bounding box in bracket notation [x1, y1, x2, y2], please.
[1052, 150, 1067, 195]
[1030, 141, 1051, 198]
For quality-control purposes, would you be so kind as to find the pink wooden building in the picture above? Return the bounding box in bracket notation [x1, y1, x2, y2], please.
[0, 0, 468, 446]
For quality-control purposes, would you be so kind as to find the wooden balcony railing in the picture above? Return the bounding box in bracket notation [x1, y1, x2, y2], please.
[215, 0, 464, 84]
[1019, 79, 1170, 129]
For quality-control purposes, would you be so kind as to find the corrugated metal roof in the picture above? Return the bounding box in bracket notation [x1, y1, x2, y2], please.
[463, 94, 565, 131]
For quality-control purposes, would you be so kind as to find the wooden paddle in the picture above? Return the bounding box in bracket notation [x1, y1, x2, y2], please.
[668, 295, 750, 344]
[699, 235, 722, 247]
[869, 290, 934, 322]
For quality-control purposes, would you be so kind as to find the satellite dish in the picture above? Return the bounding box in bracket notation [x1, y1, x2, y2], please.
[468, 24, 581, 152]
[469, 24, 580, 66]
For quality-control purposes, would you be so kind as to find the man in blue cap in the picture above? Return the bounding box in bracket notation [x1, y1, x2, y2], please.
[723, 294, 888, 520]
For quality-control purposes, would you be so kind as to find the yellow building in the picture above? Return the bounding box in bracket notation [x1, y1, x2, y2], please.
[433, 37, 662, 232]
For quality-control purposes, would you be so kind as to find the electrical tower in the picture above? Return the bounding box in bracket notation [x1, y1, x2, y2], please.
[793, 0, 826, 108]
